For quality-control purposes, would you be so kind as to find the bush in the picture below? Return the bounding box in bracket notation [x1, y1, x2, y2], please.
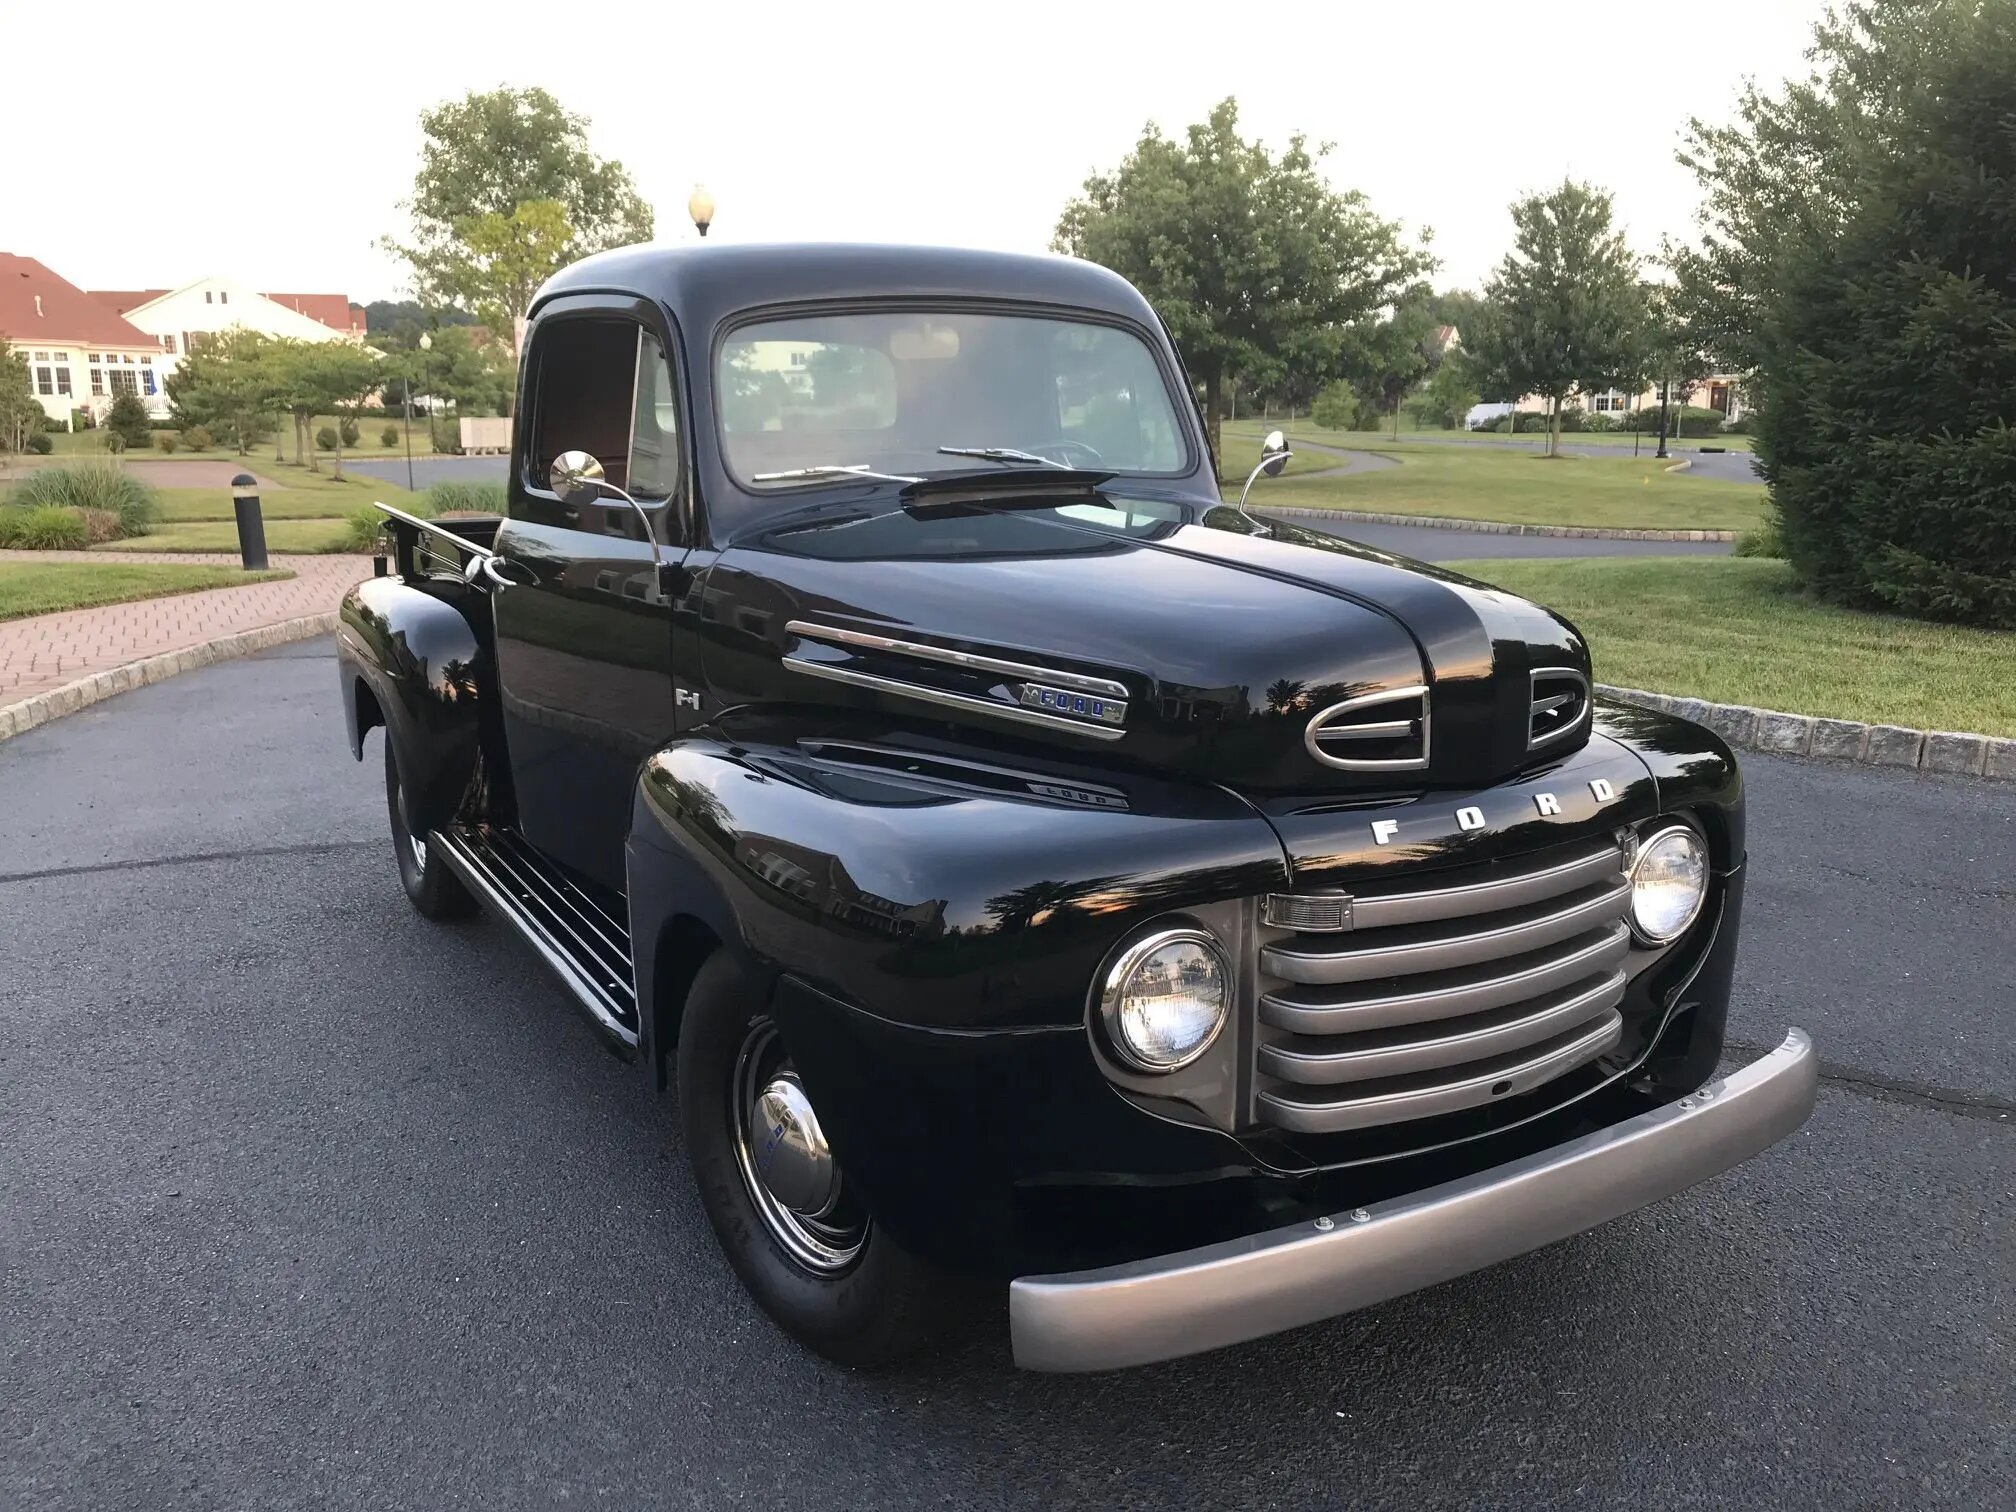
[428, 416, 462, 455]
[80, 508, 123, 544]
[339, 419, 360, 448]
[155, 430, 180, 453]
[342, 492, 435, 552]
[10, 462, 162, 537]
[380, 424, 400, 447]
[0, 504, 91, 550]
[25, 431, 52, 454]
[316, 426, 339, 451]
[104, 431, 125, 453]
[1311, 380, 1379, 432]
[1621, 405, 1730, 438]
[1733, 515, 1785, 559]
[1583, 412, 1617, 432]
[105, 392, 153, 448]
[185, 425, 213, 451]
[425, 480, 506, 516]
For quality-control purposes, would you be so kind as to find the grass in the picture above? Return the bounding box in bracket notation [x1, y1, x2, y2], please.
[94, 518, 362, 554]
[47, 416, 439, 463]
[1227, 417, 1755, 452]
[0, 562, 292, 621]
[1222, 428, 1767, 531]
[155, 474, 422, 522]
[1451, 556, 2016, 737]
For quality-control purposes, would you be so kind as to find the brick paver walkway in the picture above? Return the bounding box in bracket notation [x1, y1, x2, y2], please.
[0, 552, 370, 708]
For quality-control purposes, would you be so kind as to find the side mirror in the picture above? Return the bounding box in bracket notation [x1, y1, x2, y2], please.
[550, 449, 607, 509]
[1259, 429, 1291, 478]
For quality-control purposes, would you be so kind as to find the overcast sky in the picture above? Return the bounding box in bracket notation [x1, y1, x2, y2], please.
[17, 0, 1831, 304]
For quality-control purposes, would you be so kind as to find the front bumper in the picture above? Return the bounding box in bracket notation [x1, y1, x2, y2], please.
[1009, 1027, 1818, 1372]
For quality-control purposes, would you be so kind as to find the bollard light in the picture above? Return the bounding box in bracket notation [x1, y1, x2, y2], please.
[230, 472, 269, 571]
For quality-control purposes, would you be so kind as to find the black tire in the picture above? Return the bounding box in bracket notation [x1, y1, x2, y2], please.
[383, 735, 475, 920]
[677, 952, 954, 1368]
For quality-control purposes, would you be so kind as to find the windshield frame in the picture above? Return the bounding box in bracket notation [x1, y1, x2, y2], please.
[707, 297, 1201, 522]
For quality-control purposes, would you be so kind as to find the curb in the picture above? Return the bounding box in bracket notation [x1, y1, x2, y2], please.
[1261, 506, 1736, 542]
[0, 611, 339, 746]
[1599, 684, 2015, 783]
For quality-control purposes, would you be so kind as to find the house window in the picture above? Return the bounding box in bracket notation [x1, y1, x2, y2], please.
[56, 369, 72, 396]
[35, 366, 53, 394]
[90, 368, 105, 396]
[219, 291, 228, 305]
[88, 353, 101, 364]
[162, 335, 177, 355]
[1590, 390, 1627, 413]
[143, 370, 157, 396]
[32, 350, 49, 362]
[109, 369, 139, 397]
[205, 291, 213, 304]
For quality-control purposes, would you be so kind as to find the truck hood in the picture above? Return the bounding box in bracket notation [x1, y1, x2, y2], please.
[700, 489, 1590, 793]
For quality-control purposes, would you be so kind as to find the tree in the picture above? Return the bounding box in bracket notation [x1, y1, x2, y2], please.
[1339, 284, 1439, 438]
[105, 392, 153, 449]
[290, 345, 384, 481]
[1053, 97, 1433, 462]
[0, 339, 42, 453]
[1463, 181, 1646, 456]
[420, 198, 574, 355]
[384, 87, 653, 352]
[1417, 356, 1481, 430]
[1674, 0, 2016, 627]
[164, 327, 283, 455]
[411, 325, 516, 417]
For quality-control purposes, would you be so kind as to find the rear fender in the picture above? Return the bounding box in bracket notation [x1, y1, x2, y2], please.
[336, 574, 488, 831]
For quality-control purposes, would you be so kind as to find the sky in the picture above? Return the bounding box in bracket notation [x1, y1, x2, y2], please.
[5, 0, 1834, 305]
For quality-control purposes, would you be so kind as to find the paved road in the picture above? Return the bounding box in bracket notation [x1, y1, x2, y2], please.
[6, 645, 2006, 1510]
[348, 455, 506, 490]
[1332, 431, 1765, 486]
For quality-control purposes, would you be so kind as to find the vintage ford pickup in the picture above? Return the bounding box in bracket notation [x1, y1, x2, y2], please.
[336, 243, 1816, 1371]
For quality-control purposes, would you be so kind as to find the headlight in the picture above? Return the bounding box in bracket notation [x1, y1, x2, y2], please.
[1629, 825, 1708, 945]
[1097, 926, 1231, 1073]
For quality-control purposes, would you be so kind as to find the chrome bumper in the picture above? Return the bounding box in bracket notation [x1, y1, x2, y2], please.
[1010, 1028, 1818, 1372]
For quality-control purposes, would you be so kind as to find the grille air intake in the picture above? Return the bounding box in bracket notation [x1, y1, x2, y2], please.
[1254, 837, 1632, 1133]
[1304, 685, 1429, 772]
[1529, 669, 1591, 750]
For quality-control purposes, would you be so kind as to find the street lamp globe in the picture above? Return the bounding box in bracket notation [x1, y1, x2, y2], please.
[688, 185, 716, 239]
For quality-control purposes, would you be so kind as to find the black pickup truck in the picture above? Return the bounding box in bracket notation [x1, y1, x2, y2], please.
[337, 243, 1816, 1372]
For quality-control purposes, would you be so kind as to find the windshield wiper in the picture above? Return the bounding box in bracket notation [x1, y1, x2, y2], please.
[751, 463, 924, 485]
[937, 446, 1068, 469]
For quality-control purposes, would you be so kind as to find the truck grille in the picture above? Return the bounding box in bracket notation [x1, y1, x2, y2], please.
[1254, 838, 1632, 1133]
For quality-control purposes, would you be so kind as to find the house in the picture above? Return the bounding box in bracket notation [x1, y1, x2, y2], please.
[92, 277, 366, 404]
[1515, 375, 1746, 424]
[0, 253, 169, 425]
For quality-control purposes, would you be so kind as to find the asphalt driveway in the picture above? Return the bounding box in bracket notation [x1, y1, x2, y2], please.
[2, 644, 2006, 1509]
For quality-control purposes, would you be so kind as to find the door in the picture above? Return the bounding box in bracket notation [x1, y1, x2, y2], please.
[490, 297, 689, 893]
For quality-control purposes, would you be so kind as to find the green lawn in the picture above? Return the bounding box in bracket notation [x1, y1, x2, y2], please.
[1453, 556, 2016, 737]
[0, 561, 292, 621]
[98, 518, 361, 554]
[49, 417, 438, 463]
[156, 475, 421, 522]
[1226, 417, 1754, 452]
[1224, 430, 1766, 531]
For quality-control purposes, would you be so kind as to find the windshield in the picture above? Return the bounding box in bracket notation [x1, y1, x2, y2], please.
[715, 309, 1190, 500]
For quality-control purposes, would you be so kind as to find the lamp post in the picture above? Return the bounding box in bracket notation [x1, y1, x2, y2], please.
[1654, 372, 1672, 461]
[688, 185, 716, 239]
[402, 332, 432, 490]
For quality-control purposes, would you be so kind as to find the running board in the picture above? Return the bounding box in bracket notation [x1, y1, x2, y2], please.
[429, 824, 640, 1054]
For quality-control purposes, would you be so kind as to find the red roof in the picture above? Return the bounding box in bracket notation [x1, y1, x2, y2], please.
[92, 289, 170, 316]
[0, 255, 156, 347]
[263, 292, 363, 334]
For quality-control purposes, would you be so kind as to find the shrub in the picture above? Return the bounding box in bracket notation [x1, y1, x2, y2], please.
[185, 425, 213, 451]
[316, 425, 339, 451]
[380, 424, 400, 448]
[10, 461, 162, 537]
[429, 416, 463, 455]
[339, 419, 360, 447]
[155, 430, 180, 453]
[105, 431, 125, 453]
[0, 504, 91, 550]
[1734, 514, 1785, 559]
[1583, 412, 1617, 432]
[1621, 405, 1729, 438]
[105, 392, 153, 448]
[25, 431, 52, 454]
[80, 508, 123, 544]
[342, 492, 435, 552]
[425, 480, 506, 516]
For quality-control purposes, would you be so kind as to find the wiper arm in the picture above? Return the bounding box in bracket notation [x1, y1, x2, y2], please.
[751, 463, 924, 485]
[937, 446, 1068, 469]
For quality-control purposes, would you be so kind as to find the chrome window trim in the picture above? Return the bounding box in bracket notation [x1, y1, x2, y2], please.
[1528, 667, 1592, 750]
[1304, 685, 1431, 772]
[785, 620, 1130, 699]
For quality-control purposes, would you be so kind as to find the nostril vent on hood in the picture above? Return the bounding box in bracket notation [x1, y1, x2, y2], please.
[1529, 669, 1591, 750]
[1305, 686, 1430, 771]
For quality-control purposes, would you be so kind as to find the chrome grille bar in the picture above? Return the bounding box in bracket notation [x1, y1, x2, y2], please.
[1251, 835, 1641, 1135]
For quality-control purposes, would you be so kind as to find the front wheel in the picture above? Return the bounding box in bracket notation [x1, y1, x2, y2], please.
[677, 953, 957, 1368]
[383, 735, 475, 920]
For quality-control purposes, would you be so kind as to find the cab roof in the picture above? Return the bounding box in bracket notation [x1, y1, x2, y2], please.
[531, 242, 1162, 334]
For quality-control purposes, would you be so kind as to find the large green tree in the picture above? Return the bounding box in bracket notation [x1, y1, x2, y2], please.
[1053, 97, 1432, 461]
[1464, 181, 1646, 456]
[385, 87, 653, 352]
[165, 327, 284, 455]
[1674, 0, 2016, 627]
[0, 339, 42, 453]
[1339, 283, 1440, 438]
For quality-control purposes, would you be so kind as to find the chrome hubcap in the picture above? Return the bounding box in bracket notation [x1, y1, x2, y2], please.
[731, 1022, 865, 1272]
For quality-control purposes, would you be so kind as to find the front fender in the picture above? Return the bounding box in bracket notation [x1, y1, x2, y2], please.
[335, 575, 489, 831]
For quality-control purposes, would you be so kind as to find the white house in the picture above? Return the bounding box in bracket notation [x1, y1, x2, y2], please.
[93, 277, 366, 403]
[0, 253, 169, 424]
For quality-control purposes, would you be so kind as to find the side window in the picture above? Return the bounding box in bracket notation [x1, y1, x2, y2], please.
[629, 331, 678, 500]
